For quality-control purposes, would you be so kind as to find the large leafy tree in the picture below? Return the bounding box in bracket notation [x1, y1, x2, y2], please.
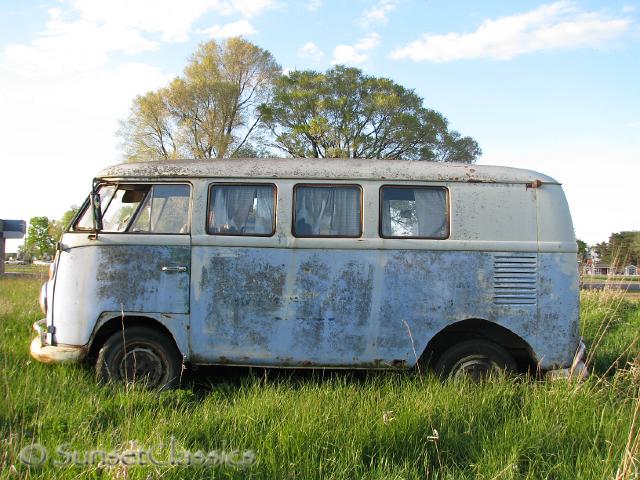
[260, 66, 481, 162]
[120, 38, 281, 161]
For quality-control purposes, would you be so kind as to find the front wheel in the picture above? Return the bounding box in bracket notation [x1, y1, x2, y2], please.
[96, 326, 182, 390]
[433, 339, 516, 380]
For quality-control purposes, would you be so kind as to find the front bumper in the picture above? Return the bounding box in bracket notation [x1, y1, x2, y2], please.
[30, 319, 87, 364]
[546, 338, 589, 380]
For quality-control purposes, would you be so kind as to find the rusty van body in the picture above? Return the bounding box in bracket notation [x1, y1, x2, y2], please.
[31, 159, 586, 387]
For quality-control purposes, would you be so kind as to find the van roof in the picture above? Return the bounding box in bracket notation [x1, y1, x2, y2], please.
[97, 158, 559, 185]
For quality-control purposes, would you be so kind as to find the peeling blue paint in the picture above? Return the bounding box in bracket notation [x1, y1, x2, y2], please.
[187, 247, 575, 370]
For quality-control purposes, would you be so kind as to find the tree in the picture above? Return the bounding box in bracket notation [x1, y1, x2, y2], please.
[49, 206, 80, 242]
[576, 239, 588, 262]
[594, 231, 640, 266]
[259, 66, 481, 162]
[119, 90, 178, 162]
[24, 217, 55, 259]
[120, 38, 281, 161]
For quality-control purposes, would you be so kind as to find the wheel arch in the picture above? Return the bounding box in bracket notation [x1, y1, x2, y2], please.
[419, 318, 538, 373]
[87, 314, 188, 363]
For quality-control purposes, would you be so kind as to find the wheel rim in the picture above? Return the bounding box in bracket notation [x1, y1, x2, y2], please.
[451, 355, 501, 381]
[118, 345, 166, 387]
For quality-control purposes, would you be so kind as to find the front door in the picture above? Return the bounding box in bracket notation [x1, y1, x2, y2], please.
[53, 183, 192, 344]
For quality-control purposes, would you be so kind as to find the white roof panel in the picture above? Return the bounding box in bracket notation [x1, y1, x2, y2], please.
[97, 158, 559, 184]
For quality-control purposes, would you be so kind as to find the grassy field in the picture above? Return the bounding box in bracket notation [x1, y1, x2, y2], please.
[2, 264, 48, 275]
[2, 276, 640, 479]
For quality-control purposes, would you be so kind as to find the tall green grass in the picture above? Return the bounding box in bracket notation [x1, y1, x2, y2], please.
[1, 276, 640, 479]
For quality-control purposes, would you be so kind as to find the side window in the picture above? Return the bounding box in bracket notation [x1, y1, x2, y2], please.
[74, 185, 116, 230]
[130, 184, 191, 234]
[380, 186, 448, 239]
[293, 185, 362, 238]
[100, 186, 149, 232]
[208, 184, 276, 236]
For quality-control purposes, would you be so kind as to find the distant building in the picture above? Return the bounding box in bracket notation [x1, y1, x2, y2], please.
[582, 264, 621, 276]
[0, 219, 26, 275]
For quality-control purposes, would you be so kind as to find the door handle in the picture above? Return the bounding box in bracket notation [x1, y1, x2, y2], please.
[161, 266, 188, 273]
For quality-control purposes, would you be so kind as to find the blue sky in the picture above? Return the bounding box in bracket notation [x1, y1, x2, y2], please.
[1, 0, 638, 251]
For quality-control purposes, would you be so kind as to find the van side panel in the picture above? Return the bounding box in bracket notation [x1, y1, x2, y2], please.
[190, 247, 376, 365]
[535, 252, 580, 368]
[190, 247, 540, 368]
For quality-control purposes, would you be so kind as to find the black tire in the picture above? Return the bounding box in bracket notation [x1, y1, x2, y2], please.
[96, 326, 182, 390]
[434, 339, 516, 380]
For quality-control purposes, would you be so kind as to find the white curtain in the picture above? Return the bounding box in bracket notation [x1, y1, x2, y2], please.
[413, 188, 447, 237]
[211, 185, 273, 234]
[255, 186, 274, 234]
[295, 187, 360, 236]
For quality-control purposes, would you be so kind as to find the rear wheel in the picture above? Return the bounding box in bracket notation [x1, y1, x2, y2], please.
[96, 326, 182, 390]
[434, 339, 516, 380]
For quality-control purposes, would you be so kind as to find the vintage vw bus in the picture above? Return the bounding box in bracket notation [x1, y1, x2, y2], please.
[31, 159, 586, 388]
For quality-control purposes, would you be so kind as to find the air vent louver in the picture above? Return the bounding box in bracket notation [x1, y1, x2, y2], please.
[493, 255, 537, 305]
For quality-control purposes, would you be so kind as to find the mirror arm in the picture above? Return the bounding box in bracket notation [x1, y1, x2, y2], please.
[91, 178, 103, 239]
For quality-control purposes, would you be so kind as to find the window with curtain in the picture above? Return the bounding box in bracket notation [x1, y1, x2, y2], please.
[293, 185, 362, 237]
[130, 184, 191, 234]
[208, 184, 275, 236]
[380, 186, 448, 239]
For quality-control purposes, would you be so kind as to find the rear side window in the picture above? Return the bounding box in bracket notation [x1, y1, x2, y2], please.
[293, 184, 362, 238]
[380, 186, 448, 239]
[208, 184, 276, 236]
[130, 184, 191, 234]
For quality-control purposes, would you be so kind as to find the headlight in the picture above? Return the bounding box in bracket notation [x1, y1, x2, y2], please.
[39, 282, 48, 314]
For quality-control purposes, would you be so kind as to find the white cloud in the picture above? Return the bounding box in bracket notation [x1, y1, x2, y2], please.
[72, 0, 273, 42]
[226, 0, 274, 18]
[332, 33, 381, 65]
[74, 0, 214, 42]
[297, 41, 324, 60]
[4, 17, 158, 77]
[306, 0, 322, 12]
[390, 1, 632, 62]
[359, 0, 398, 27]
[200, 19, 257, 38]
